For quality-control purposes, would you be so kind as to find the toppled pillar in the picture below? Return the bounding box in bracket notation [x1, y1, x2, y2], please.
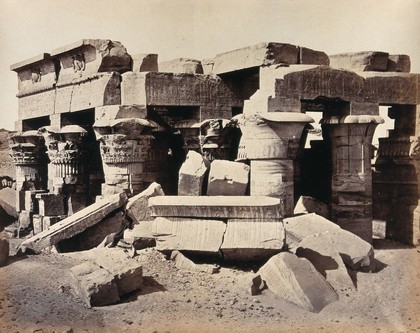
[321, 115, 383, 242]
[236, 113, 313, 216]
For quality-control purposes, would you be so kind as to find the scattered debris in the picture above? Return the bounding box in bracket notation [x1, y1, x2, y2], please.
[170, 250, 220, 274]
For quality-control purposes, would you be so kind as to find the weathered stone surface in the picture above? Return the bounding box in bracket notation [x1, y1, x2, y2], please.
[19, 192, 128, 253]
[159, 58, 203, 74]
[42, 216, 65, 231]
[36, 193, 65, 216]
[0, 188, 18, 218]
[126, 182, 165, 224]
[151, 217, 226, 254]
[294, 196, 329, 219]
[123, 222, 156, 250]
[220, 221, 285, 261]
[132, 53, 158, 72]
[329, 51, 389, 72]
[296, 232, 354, 291]
[69, 261, 120, 307]
[32, 214, 43, 234]
[283, 213, 341, 250]
[387, 54, 410, 72]
[0, 238, 9, 266]
[299, 47, 329, 65]
[212, 42, 299, 74]
[258, 252, 338, 313]
[207, 160, 249, 196]
[178, 151, 210, 196]
[170, 250, 220, 274]
[18, 210, 32, 230]
[149, 196, 282, 219]
[95, 105, 148, 122]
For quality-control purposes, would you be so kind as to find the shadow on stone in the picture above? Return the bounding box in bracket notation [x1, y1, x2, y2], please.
[139, 276, 167, 296]
[295, 248, 339, 278]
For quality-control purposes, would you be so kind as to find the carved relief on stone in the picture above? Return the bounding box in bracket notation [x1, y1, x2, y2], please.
[31, 67, 42, 83]
[72, 52, 86, 73]
[9, 131, 45, 165]
[99, 134, 153, 163]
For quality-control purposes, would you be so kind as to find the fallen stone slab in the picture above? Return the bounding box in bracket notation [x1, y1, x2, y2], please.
[126, 182, 165, 224]
[0, 238, 9, 266]
[159, 58, 203, 74]
[0, 187, 18, 218]
[258, 252, 338, 313]
[207, 160, 250, 196]
[149, 196, 282, 219]
[284, 213, 341, 250]
[70, 261, 120, 307]
[19, 192, 128, 253]
[170, 250, 220, 274]
[123, 222, 156, 250]
[152, 217, 226, 254]
[294, 196, 330, 219]
[178, 150, 210, 196]
[220, 221, 285, 261]
[296, 231, 354, 291]
[329, 51, 389, 72]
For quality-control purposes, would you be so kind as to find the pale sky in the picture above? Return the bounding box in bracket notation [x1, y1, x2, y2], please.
[1, 0, 419, 130]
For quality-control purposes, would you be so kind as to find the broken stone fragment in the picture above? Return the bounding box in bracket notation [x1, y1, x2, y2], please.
[19, 192, 128, 253]
[294, 196, 330, 219]
[237, 273, 266, 296]
[123, 222, 156, 250]
[132, 53, 158, 72]
[258, 252, 338, 313]
[387, 54, 410, 72]
[70, 261, 120, 307]
[178, 150, 210, 196]
[220, 221, 285, 261]
[0, 187, 18, 218]
[159, 58, 203, 74]
[329, 51, 389, 72]
[151, 217, 226, 255]
[126, 182, 165, 224]
[207, 160, 250, 196]
[148, 195, 282, 219]
[299, 47, 330, 66]
[296, 231, 355, 291]
[0, 238, 9, 266]
[170, 250, 220, 274]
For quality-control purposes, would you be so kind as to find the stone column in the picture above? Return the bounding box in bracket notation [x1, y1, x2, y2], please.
[94, 118, 157, 196]
[321, 115, 383, 243]
[237, 112, 314, 217]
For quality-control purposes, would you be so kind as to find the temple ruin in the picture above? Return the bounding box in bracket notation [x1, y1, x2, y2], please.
[9, 39, 420, 246]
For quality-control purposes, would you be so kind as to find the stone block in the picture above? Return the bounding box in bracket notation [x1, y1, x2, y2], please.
[296, 232, 354, 291]
[329, 51, 389, 72]
[33, 214, 43, 234]
[387, 54, 410, 72]
[0, 238, 9, 266]
[372, 219, 386, 239]
[18, 210, 32, 230]
[123, 222, 156, 250]
[42, 216, 65, 231]
[149, 196, 282, 219]
[207, 160, 249, 196]
[36, 193, 65, 216]
[299, 47, 329, 65]
[95, 105, 148, 122]
[294, 196, 329, 219]
[126, 182, 165, 224]
[151, 217, 226, 254]
[258, 252, 338, 313]
[159, 58, 203, 74]
[284, 213, 341, 251]
[220, 221, 285, 261]
[19, 192, 128, 253]
[170, 250, 220, 274]
[132, 53, 158, 72]
[212, 42, 299, 74]
[178, 151, 210, 196]
[69, 261, 120, 307]
[0, 187, 18, 218]
[66, 192, 88, 215]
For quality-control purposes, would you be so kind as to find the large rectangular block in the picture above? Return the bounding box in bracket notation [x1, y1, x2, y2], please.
[207, 160, 249, 196]
[36, 193, 65, 216]
[329, 51, 389, 72]
[148, 196, 282, 219]
[151, 217, 226, 254]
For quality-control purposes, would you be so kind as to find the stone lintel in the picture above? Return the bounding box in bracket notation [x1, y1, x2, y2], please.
[95, 105, 148, 122]
[329, 51, 389, 72]
[132, 53, 158, 72]
[158, 58, 203, 74]
[10, 53, 52, 72]
[148, 195, 282, 219]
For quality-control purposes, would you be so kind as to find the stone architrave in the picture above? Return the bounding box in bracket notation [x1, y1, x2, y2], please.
[151, 217, 226, 254]
[178, 151, 210, 196]
[329, 51, 389, 72]
[387, 54, 411, 72]
[0, 188, 18, 218]
[207, 160, 249, 196]
[69, 261, 120, 307]
[258, 252, 338, 313]
[148, 196, 282, 219]
[299, 47, 330, 66]
[159, 58, 204, 74]
[220, 221, 285, 261]
[170, 250, 220, 274]
[19, 192, 128, 253]
[296, 231, 355, 291]
[126, 182, 165, 223]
